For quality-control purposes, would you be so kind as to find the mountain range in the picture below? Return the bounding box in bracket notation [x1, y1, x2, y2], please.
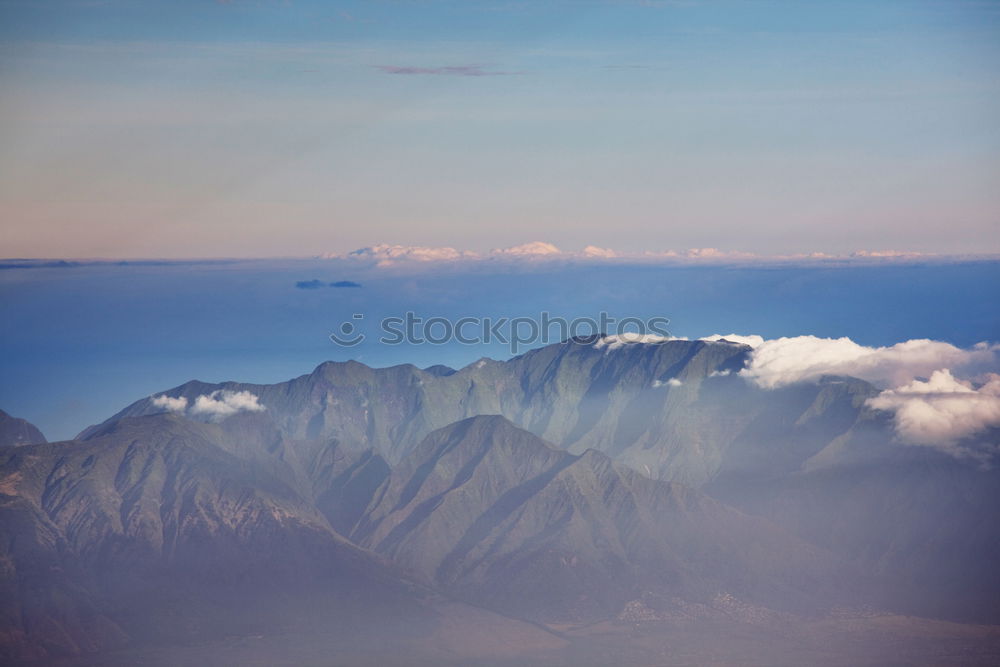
[2, 336, 998, 665]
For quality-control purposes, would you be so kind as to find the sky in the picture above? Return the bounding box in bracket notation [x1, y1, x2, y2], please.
[1, 0, 998, 258]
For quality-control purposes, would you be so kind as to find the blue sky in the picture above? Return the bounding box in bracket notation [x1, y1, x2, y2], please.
[1, 0, 999, 257]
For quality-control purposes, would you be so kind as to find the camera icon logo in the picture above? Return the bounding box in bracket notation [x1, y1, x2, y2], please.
[329, 313, 365, 347]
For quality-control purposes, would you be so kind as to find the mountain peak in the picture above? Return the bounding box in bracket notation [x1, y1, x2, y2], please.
[416, 414, 565, 461]
[0, 409, 47, 447]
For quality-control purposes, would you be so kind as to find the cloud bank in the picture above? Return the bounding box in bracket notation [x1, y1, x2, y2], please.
[740, 336, 999, 389]
[322, 242, 987, 269]
[705, 334, 1000, 461]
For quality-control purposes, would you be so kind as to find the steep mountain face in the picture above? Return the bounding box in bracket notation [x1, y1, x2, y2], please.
[350, 415, 849, 623]
[0, 410, 46, 447]
[494, 339, 884, 485]
[86, 337, 880, 486]
[0, 415, 562, 664]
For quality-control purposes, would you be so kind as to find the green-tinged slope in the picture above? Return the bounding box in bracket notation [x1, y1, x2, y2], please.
[351, 415, 850, 622]
[0, 414, 563, 663]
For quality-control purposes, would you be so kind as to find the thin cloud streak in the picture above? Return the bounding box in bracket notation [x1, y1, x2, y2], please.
[374, 64, 521, 76]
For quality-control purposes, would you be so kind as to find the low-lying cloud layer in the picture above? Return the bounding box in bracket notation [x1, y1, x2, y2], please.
[151, 390, 265, 420]
[732, 335, 1000, 460]
[321, 242, 988, 269]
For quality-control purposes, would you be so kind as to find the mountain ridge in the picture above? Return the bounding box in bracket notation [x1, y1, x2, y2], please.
[81, 336, 883, 487]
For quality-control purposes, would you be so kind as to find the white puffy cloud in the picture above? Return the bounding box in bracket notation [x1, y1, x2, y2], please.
[189, 390, 265, 419]
[652, 378, 683, 388]
[151, 394, 187, 412]
[866, 370, 1000, 459]
[581, 245, 617, 258]
[740, 336, 1000, 389]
